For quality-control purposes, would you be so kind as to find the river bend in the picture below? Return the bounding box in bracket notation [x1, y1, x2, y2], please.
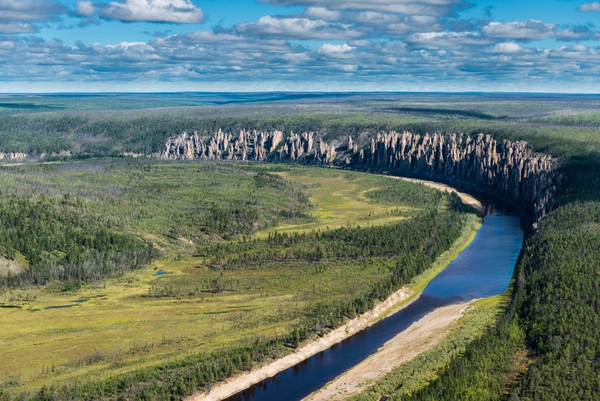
[225, 207, 524, 401]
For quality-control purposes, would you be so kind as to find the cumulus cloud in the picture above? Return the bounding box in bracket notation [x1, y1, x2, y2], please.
[386, 15, 443, 35]
[482, 20, 555, 40]
[76, 1, 96, 17]
[353, 11, 400, 24]
[578, 2, 600, 12]
[262, 0, 463, 17]
[317, 43, 354, 55]
[2, 0, 600, 91]
[0, 0, 65, 23]
[0, 22, 37, 34]
[237, 15, 363, 39]
[481, 19, 600, 42]
[303, 7, 341, 20]
[100, 0, 204, 23]
[407, 31, 490, 48]
[490, 42, 525, 54]
[555, 25, 599, 41]
[2, 26, 600, 92]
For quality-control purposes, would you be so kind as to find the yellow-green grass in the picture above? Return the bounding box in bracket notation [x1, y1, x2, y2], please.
[0, 167, 432, 394]
[0, 258, 385, 392]
[254, 168, 417, 238]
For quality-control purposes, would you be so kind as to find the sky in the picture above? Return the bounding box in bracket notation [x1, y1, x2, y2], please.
[2, 0, 600, 92]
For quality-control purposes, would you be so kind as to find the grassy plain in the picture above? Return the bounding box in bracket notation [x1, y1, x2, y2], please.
[0, 162, 457, 397]
[253, 168, 421, 237]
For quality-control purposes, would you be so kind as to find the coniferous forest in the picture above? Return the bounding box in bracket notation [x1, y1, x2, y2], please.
[0, 93, 599, 400]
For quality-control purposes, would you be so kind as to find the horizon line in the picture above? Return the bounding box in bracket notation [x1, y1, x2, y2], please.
[1, 90, 600, 96]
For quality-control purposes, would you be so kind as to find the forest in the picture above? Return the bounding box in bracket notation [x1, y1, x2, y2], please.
[0, 93, 599, 400]
[0, 160, 472, 400]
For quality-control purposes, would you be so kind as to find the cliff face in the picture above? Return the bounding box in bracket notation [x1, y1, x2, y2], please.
[160, 130, 559, 220]
[160, 129, 283, 161]
[354, 131, 559, 220]
[160, 130, 336, 164]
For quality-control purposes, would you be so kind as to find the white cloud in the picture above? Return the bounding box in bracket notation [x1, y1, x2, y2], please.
[317, 43, 354, 55]
[482, 20, 555, 40]
[353, 11, 399, 24]
[578, 2, 600, 12]
[76, 1, 96, 17]
[0, 0, 64, 23]
[106, 41, 153, 50]
[100, 0, 204, 23]
[238, 15, 362, 40]
[303, 7, 341, 20]
[338, 64, 358, 71]
[569, 44, 589, 52]
[263, 0, 462, 17]
[490, 42, 525, 54]
[555, 26, 598, 41]
[407, 31, 489, 48]
[409, 15, 438, 25]
[387, 17, 443, 35]
[0, 22, 37, 34]
[2, 0, 600, 92]
[282, 52, 311, 63]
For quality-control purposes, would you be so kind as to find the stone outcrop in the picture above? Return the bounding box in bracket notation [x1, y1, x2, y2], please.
[0, 152, 29, 161]
[353, 131, 559, 220]
[160, 130, 336, 164]
[159, 129, 559, 221]
[160, 129, 283, 161]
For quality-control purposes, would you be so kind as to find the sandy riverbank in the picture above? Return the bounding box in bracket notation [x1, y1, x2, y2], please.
[187, 175, 482, 401]
[303, 301, 474, 401]
[187, 286, 413, 401]
[390, 176, 483, 213]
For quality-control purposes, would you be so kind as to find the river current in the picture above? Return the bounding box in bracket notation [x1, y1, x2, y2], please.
[226, 207, 524, 401]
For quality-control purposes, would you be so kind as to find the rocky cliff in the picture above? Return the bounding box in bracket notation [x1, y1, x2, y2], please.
[160, 129, 337, 164]
[353, 131, 559, 220]
[159, 130, 559, 220]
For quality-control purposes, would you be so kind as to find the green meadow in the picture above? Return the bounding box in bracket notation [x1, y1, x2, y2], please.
[0, 160, 472, 398]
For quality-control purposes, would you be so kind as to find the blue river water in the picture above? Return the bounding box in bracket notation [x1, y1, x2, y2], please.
[225, 210, 524, 401]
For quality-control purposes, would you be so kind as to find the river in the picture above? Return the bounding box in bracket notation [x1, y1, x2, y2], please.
[224, 205, 524, 401]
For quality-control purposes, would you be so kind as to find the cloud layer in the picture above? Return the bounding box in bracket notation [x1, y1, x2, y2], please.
[100, 0, 204, 23]
[0, 0, 599, 91]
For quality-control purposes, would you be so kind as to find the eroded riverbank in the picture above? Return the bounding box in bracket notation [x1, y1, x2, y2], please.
[303, 301, 474, 401]
[188, 178, 484, 401]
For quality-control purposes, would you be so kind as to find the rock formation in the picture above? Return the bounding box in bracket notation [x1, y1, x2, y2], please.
[160, 129, 336, 164]
[0, 152, 30, 161]
[159, 129, 560, 220]
[352, 131, 559, 220]
[160, 129, 284, 162]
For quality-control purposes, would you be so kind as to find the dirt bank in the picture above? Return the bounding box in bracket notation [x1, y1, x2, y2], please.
[187, 287, 413, 401]
[303, 301, 473, 401]
[187, 175, 481, 401]
[389, 176, 483, 213]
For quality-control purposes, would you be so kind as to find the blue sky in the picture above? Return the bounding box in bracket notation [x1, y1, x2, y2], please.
[1, 0, 600, 92]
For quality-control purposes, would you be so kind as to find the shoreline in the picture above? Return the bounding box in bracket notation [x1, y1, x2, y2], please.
[187, 176, 483, 401]
[303, 301, 475, 401]
[386, 175, 484, 213]
[187, 286, 414, 401]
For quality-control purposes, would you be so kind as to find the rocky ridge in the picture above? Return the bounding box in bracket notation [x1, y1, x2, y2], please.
[159, 130, 560, 220]
[160, 129, 337, 164]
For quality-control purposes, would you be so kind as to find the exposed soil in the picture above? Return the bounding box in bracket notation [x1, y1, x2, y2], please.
[303, 302, 473, 401]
